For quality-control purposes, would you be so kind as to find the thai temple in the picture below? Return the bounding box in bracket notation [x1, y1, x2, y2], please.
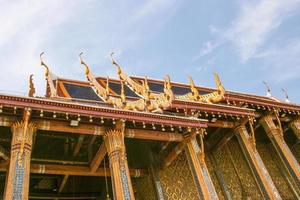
[0, 52, 299, 200]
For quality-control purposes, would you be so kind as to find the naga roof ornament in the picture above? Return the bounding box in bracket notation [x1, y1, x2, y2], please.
[79, 53, 147, 111]
[110, 52, 226, 106]
[28, 74, 35, 97]
[111, 52, 145, 97]
[110, 52, 173, 112]
[176, 73, 225, 103]
[40, 52, 58, 97]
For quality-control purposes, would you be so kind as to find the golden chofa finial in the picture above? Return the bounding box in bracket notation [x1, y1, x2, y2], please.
[144, 76, 150, 93]
[106, 76, 110, 95]
[188, 76, 199, 97]
[163, 75, 174, 100]
[213, 72, 225, 93]
[79, 52, 90, 76]
[28, 74, 36, 97]
[40, 52, 49, 77]
[110, 52, 122, 76]
[164, 75, 172, 90]
[120, 80, 126, 103]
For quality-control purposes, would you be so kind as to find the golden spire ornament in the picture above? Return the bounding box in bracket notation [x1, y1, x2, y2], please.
[28, 74, 35, 97]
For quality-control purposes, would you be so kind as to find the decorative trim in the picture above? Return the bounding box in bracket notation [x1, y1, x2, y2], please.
[0, 94, 205, 128]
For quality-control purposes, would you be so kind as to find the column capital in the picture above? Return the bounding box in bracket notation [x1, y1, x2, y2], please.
[104, 129, 125, 156]
[11, 121, 36, 141]
[11, 121, 36, 157]
[259, 115, 283, 139]
[235, 124, 256, 150]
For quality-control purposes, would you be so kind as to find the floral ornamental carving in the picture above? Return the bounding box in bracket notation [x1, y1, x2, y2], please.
[104, 129, 125, 157]
[11, 109, 37, 166]
[104, 120, 126, 157]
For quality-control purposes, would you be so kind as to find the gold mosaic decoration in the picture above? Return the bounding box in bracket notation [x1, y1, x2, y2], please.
[204, 154, 226, 200]
[133, 176, 156, 200]
[212, 138, 262, 199]
[159, 152, 199, 200]
[256, 143, 296, 199]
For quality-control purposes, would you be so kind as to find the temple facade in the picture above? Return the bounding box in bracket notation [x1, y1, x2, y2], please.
[0, 52, 299, 199]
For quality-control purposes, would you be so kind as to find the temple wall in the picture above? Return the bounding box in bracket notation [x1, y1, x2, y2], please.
[133, 176, 156, 200]
[159, 152, 199, 200]
[256, 142, 295, 199]
[212, 138, 262, 199]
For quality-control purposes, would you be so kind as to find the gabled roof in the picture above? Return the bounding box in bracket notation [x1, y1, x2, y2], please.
[39, 53, 300, 122]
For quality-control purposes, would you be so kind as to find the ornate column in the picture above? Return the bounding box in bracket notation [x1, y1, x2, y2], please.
[3, 120, 36, 200]
[104, 122, 135, 200]
[260, 115, 300, 186]
[235, 125, 281, 199]
[289, 118, 300, 141]
[185, 132, 219, 200]
[149, 165, 165, 200]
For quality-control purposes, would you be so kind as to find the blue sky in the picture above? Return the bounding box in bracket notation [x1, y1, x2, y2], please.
[0, 0, 300, 103]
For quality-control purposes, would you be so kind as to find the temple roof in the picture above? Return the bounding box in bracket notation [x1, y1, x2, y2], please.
[52, 76, 294, 111]
[36, 52, 300, 125]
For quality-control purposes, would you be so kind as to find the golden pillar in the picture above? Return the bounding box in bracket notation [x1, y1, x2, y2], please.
[260, 115, 300, 186]
[185, 134, 219, 199]
[104, 122, 135, 200]
[3, 121, 36, 200]
[235, 126, 282, 199]
[289, 118, 300, 141]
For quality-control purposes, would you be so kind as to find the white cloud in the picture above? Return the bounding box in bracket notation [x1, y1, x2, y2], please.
[193, 41, 220, 61]
[0, 1, 83, 96]
[0, 0, 179, 96]
[226, 0, 300, 61]
[129, 0, 174, 23]
[259, 40, 300, 82]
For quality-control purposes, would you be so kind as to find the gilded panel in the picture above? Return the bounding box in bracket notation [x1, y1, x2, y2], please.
[227, 139, 262, 199]
[205, 155, 225, 200]
[212, 138, 262, 199]
[160, 152, 199, 200]
[256, 143, 294, 199]
[134, 176, 156, 200]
